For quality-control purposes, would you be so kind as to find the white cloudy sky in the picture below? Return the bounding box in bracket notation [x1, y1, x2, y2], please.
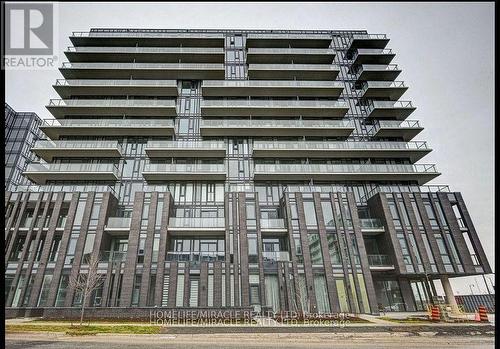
[5, 2, 495, 295]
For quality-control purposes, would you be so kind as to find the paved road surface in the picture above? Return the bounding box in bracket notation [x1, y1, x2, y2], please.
[5, 333, 495, 349]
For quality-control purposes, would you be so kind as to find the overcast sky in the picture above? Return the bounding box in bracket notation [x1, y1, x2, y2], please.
[5, 2, 495, 295]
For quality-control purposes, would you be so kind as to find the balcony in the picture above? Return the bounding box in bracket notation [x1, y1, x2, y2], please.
[142, 163, 226, 181]
[246, 48, 335, 64]
[104, 217, 132, 232]
[360, 81, 408, 101]
[200, 119, 354, 137]
[53, 79, 178, 98]
[260, 218, 287, 232]
[371, 120, 424, 141]
[23, 163, 119, 184]
[262, 251, 290, 262]
[32, 140, 123, 161]
[347, 34, 389, 50]
[349, 49, 395, 67]
[364, 100, 416, 120]
[367, 254, 394, 270]
[253, 163, 440, 185]
[60, 62, 225, 79]
[99, 251, 127, 263]
[202, 80, 344, 98]
[40, 119, 175, 139]
[65, 46, 224, 63]
[46, 99, 177, 118]
[166, 251, 225, 262]
[70, 30, 224, 47]
[252, 141, 432, 162]
[145, 141, 226, 158]
[200, 99, 349, 117]
[167, 217, 226, 232]
[246, 33, 332, 48]
[354, 64, 401, 81]
[248, 64, 340, 80]
[360, 218, 385, 233]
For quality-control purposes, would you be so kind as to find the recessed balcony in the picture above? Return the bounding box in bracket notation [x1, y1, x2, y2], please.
[166, 251, 225, 262]
[60, 62, 225, 79]
[202, 80, 344, 98]
[65, 46, 224, 63]
[367, 254, 395, 270]
[145, 141, 226, 158]
[371, 120, 424, 141]
[364, 100, 416, 120]
[53, 79, 178, 98]
[360, 219, 385, 233]
[46, 98, 177, 118]
[354, 64, 401, 81]
[349, 49, 395, 67]
[246, 33, 332, 48]
[32, 140, 123, 161]
[105, 217, 132, 233]
[347, 34, 389, 50]
[262, 251, 290, 262]
[200, 119, 354, 137]
[253, 163, 440, 185]
[200, 99, 349, 117]
[168, 217, 226, 232]
[260, 218, 287, 233]
[360, 81, 408, 101]
[23, 163, 119, 184]
[142, 163, 226, 181]
[248, 64, 340, 80]
[40, 119, 175, 139]
[246, 48, 335, 64]
[253, 141, 431, 162]
[70, 31, 225, 47]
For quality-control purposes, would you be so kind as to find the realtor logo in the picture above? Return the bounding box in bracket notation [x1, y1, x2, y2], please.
[3, 2, 58, 69]
[5, 2, 54, 55]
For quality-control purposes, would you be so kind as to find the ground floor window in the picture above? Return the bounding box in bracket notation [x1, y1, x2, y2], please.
[374, 280, 406, 312]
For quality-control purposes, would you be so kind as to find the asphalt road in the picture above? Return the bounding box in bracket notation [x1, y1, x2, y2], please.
[5, 333, 496, 349]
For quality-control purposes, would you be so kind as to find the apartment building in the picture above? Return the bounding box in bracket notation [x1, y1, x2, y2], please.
[4, 29, 491, 317]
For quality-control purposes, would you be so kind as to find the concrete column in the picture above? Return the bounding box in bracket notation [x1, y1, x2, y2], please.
[441, 275, 460, 314]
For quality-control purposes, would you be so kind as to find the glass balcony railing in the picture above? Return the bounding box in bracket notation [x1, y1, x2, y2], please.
[373, 119, 421, 130]
[201, 119, 353, 129]
[260, 218, 286, 230]
[351, 34, 388, 40]
[248, 63, 340, 71]
[166, 251, 225, 263]
[145, 140, 225, 150]
[33, 140, 123, 151]
[201, 99, 348, 109]
[13, 184, 117, 195]
[247, 48, 335, 55]
[356, 64, 400, 73]
[360, 184, 451, 203]
[262, 251, 290, 262]
[168, 217, 225, 229]
[66, 46, 224, 54]
[143, 163, 225, 174]
[55, 79, 178, 87]
[106, 217, 131, 229]
[40, 118, 174, 128]
[202, 80, 344, 89]
[360, 218, 385, 230]
[61, 62, 225, 70]
[367, 254, 393, 267]
[47, 98, 176, 108]
[361, 81, 406, 93]
[355, 48, 393, 55]
[366, 100, 414, 109]
[253, 140, 429, 151]
[25, 163, 119, 176]
[72, 31, 224, 39]
[99, 251, 127, 262]
[254, 163, 439, 175]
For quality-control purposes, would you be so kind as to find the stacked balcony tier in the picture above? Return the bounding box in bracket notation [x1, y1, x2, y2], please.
[40, 119, 175, 139]
[371, 120, 424, 141]
[32, 140, 123, 161]
[200, 119, 354, 137]
[200, 99, 349, 117]
[202, 80, 344, 98]
[253, 163, 440, 184]
[23, 163, 119, 184]
[60, 62, 225, 79]
[363, 100, 416, 120]
[65, 46, 225, 63]
[360, 81, 408, 101]
[354, 64, 402, 81]
[253, 141, 431, 162]
[349, 48, 395, 67]
[246, 48, 335, 64]
[53, 79, 178, 98]
[246, 33, 332, 48]
[142, 163, 226, 181]
[46, 99, 177, 118]
[346, 34, 389, 50]
[145, 141, 226, 158]
[70, 31, 225, 47]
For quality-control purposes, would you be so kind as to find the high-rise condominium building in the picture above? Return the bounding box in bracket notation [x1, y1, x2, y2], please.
[5, 103, 43, 191]
[5, 29, 491, 317]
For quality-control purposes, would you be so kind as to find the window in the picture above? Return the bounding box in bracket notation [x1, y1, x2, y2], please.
[303, 201, 317, 227]
[321, 201, 335, 227]
[308, 233, 323, 265]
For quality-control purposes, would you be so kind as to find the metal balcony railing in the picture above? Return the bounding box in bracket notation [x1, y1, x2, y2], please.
[367, 254, 393, 266]
[168, 217, 225, 229]
[351, 34, 388, 40]
[356, 64, 400, 74]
